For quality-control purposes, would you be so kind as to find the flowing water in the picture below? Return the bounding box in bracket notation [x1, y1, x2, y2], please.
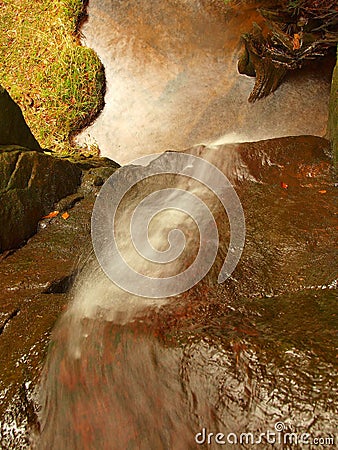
[75, 0, 335, 164]
[36, 138, 337, 449]
[35, 1, 337, 449]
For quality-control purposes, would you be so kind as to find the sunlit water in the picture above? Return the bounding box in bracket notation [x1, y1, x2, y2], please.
[76, 0, 334, 164]
[34, 1, 337, 448]
[35, 140, 337, 449]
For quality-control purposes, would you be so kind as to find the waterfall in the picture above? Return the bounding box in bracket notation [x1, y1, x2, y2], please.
[34, 1, 337, 448]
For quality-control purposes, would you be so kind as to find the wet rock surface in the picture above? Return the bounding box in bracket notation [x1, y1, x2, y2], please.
[0, 158, 118, 448]
[1, 2, 336, 447]
[0, 146, 82, 252]
[0, 146, 81, 252]
[328, 46, 338, 166]
[34, 136, 337, 449]
[0, 86, 41, 151]
[0, 146, 120, 254]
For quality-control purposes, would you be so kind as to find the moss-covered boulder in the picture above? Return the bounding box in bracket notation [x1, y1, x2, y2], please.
[0, 146, 82, 252]
[0, 86, 41, 150]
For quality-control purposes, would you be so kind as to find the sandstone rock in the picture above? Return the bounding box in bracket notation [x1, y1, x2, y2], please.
[0, 86, 41, 151]
[0, 195, 98, 448]
[0, 136, 336, 448]
[36, 136, 337, 449]
[0, 157, 120, 447]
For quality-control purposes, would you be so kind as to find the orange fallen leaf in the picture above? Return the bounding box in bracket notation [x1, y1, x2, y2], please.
[281, 182, 288, 189]
[61, 212, 70, 220]
[42, 210, 59, 219]
[318, 190, 327, 194]
[293, 33, 301, 50]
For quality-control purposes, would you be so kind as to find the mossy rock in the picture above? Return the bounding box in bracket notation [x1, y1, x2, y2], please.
[0, 146, 82, 252]
[0, 86, 41, 150]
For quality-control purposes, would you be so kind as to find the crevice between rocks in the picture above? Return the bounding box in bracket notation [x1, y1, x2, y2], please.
[43, 272, 78, 294]
[0, 309, 20, 337]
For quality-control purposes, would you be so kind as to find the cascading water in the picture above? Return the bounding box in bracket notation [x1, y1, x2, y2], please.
[35, 1, 337, 449]
[35, 139, 337, 449]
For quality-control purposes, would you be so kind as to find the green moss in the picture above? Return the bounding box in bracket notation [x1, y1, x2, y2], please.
[0, 0, 104, 154]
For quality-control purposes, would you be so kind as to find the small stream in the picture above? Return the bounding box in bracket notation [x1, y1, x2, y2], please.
[35, 1, 337, 449]
[76, 0, 334, 164]
[36, 139, 337, 449]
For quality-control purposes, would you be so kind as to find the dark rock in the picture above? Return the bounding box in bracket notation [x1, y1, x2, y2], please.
[0, 86, 41, 151]
[54, 193, 84, 213]
[0, 146, 82, 252]
[68, 154, 120, 172]
[79, 166, 118, 195]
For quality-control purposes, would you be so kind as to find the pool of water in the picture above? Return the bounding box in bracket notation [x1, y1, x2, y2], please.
[76, 0, 335, 164]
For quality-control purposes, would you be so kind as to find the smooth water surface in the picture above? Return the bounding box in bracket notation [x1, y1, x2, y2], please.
[76, 0, 334, 163]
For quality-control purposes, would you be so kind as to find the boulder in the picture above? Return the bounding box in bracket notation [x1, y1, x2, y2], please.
[0, 86, 41, 150]
[0, 146, 82, 252]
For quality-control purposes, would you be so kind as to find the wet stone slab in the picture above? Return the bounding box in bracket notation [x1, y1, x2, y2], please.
[34, 136, 337, 450]
[0, 157, 118, 448]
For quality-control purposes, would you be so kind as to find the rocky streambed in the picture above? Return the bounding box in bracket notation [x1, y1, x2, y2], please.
[0, 146, 119, 448]
[0, 134, 336, 449]
[0, 1, 337, 448]
[76, 0, 336, 164]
